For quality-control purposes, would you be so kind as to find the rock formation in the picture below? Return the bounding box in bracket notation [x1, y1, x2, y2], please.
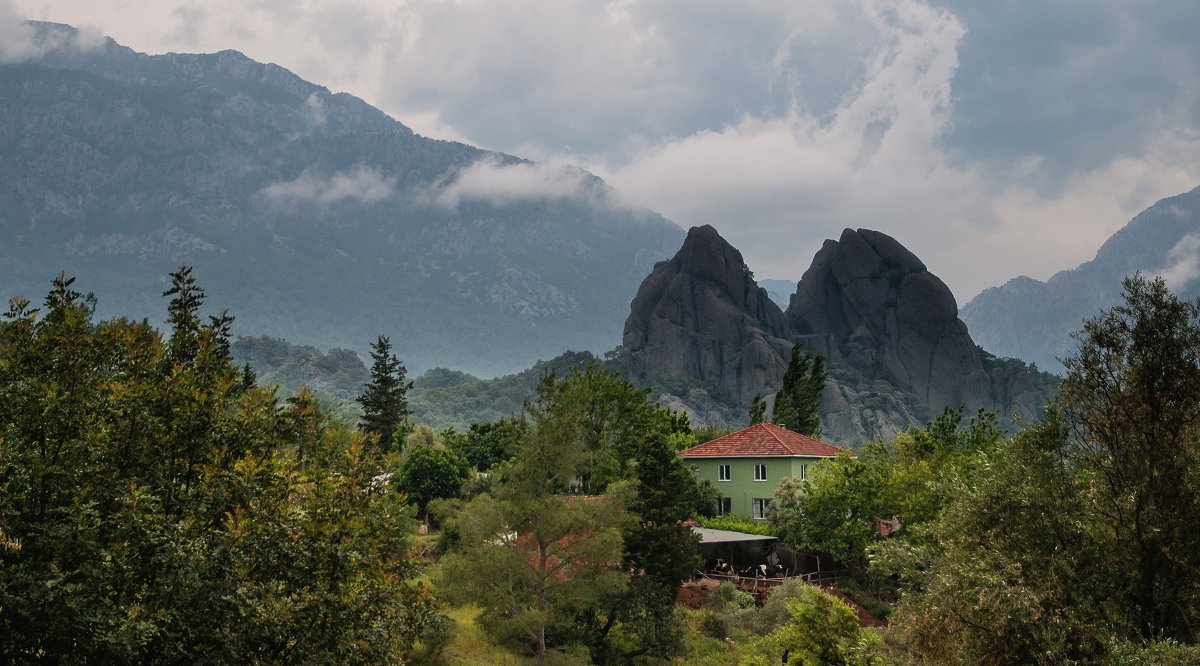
[622, 225, 794, 407]
[622, 227, 1056, 446]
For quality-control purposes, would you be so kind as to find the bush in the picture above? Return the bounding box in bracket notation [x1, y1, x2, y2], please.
[408, 614, 457, 664]
[707, 581, 755, 611]
[698, 611, 730, 640]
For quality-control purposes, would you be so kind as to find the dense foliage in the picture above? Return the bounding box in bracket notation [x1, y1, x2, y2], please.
[771, 344, 826, 437]
[0, 271, 442, 662]
[438, 364, 707, 662]
[885, 276, 1200, 663]
[774, 275, 1200, 664]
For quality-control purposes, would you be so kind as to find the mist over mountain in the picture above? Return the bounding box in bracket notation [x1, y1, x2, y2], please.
[0, 21, 682, 376]
[961, 184, 1200, 374]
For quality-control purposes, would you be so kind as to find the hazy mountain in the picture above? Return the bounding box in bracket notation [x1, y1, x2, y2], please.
[757, 279, 797, 310]
[0, 22, 682, 376]
[961, 185, 1200, 374]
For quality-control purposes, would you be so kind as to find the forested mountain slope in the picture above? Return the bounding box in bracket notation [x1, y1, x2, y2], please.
[0, 22, 681, 375]
[961, 184, 1200, 374]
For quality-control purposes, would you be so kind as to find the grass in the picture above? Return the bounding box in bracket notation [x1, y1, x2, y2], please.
[439, 604, 533, 665]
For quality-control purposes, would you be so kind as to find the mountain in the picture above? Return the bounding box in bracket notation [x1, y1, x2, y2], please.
[622, 226, 1056, 445]
[0, 22, 682, 376]
[757, 279, 797, 310]
[961, 185, 1200, 374]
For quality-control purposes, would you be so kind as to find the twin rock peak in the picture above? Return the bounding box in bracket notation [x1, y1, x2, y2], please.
[620, 225, 1051, 445]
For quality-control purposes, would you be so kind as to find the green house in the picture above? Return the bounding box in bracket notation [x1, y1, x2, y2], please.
[682, 422, 851, 520]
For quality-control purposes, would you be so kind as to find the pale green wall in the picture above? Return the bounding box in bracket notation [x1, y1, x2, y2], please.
[687, 456, 825, 520]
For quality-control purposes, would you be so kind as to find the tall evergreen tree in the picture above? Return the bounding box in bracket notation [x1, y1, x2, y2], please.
[771, 343, 827, 437]
[748, 392, 767, 425]
[357, 335, 412, 450]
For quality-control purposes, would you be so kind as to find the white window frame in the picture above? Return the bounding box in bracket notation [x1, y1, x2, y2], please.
[754, 463, 767, 481]
[718, 464, 730, 481]
[716, 497, 731, 516]
[800, 463, 808, 480]
[752, 498, 771, 520]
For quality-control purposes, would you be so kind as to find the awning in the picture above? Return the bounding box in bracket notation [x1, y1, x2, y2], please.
[692, 527, 778, 544]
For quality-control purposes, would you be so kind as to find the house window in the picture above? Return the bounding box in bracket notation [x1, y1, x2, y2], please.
[800, 463, 808, 480]
[718, 464, 730, 481]
[754, 463, 767, 481]
[753, 498, 771, 519]
[715, 497, 732, 516]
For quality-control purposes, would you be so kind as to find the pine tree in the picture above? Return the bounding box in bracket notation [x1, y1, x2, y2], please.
[357, 335, 412, 450]
[748, 392, 767, 425]
[771, 343, 827, 437]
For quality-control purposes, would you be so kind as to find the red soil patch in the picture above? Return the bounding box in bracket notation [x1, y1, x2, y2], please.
[676, 578, 720, 609]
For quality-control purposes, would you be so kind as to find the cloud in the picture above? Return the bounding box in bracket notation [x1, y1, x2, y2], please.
[0, 0, 103, 63]
[593, 0, 1200, 300]
[11, 0, 1200, 300]
[262, 166, 396, 205]
[428, 157, 605, 209]
[1152, 232, 1200, 291]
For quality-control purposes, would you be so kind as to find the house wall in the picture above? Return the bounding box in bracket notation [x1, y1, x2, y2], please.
[687, 456, 822, 520]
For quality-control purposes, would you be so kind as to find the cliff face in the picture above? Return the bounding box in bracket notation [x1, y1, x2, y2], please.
[622, 225, 794, 408]
[622, 227, 1055, 445]
[789, 229, 993, 408]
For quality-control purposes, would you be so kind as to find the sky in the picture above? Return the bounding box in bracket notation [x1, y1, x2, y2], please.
[9, 0, 1200, 302]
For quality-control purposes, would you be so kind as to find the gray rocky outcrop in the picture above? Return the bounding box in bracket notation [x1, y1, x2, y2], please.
[622, 225, 795, 407]
[622, 226, 1055, 446]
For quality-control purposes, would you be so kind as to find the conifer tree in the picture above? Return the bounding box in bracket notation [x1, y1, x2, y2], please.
[748, 392, 767, 425]
[771, 343, 827, 437]
[357, 335, 412, 450]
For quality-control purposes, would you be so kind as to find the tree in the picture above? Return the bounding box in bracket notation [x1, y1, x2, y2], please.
[1058, 274, 1200, 641]
[748, 392, 767, 425]
[769, 408, 1003, 573]
[772, 343, 827, 437]
[396, 445, 469, 523]
[450, 420, 518, 472]
[357, 335, 412, 450]
[438, 364, 706, 661]
[0, 271, 443, 662]
[747, 586, 875, 666]
[436, 407, 630, 659]
[885, 276, 1200, 662]
[885, 413, 1114, 664]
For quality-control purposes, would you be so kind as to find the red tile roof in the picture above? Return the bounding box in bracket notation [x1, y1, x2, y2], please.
[681, 422, 852, 457]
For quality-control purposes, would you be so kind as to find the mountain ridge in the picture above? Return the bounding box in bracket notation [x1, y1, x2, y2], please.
[961, 184, 1200, 373]
[1, 21, 683, 376]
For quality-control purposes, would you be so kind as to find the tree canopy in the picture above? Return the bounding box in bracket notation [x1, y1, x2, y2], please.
[772, 343, 826, 437]
[0, 270, 442, 662]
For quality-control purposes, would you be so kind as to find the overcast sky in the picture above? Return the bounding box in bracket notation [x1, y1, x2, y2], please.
[10, 0, 1200, 302]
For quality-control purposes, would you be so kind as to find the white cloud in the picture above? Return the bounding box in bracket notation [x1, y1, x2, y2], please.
[10, 0, 1200, 301]
[1153, 232, 1200, 291]
[0, 0, 102, 63]
[429, 157, 604, 209]
[262, 166, 396, 205]
[593, 0, 1200, 300]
